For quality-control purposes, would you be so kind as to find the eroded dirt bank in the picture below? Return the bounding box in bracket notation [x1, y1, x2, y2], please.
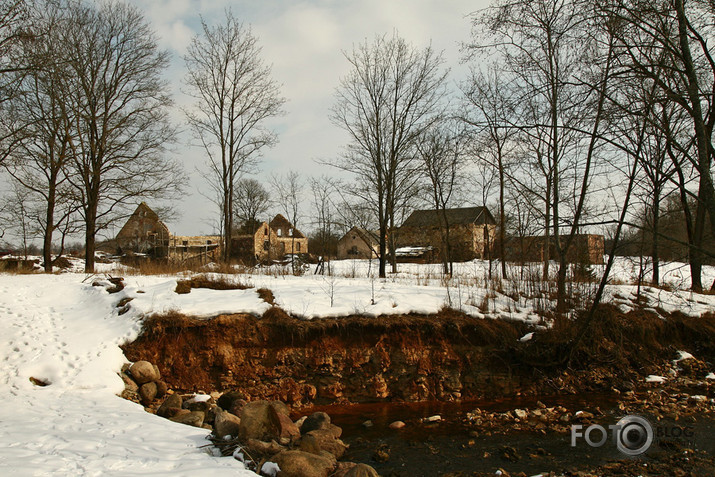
[121, 306, 715, 407]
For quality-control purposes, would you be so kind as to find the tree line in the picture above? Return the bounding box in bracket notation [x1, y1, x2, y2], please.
[0, 0, 713, 301]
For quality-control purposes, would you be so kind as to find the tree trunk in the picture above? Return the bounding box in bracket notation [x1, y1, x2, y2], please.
[84, 199, 98, 273]
[651, 190, 660, 286]
[43, 182, 57, 273]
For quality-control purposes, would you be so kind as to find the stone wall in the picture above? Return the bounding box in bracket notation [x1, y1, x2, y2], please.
[397, 224, 496, 261]
[337, 230, 378, 260]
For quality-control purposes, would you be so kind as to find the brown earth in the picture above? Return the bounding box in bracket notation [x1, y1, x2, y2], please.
[121, 306, 715, 407]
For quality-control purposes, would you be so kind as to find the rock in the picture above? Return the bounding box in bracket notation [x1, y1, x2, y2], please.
[300, 411, 331, 434]
[155, 381, 168, 399]
[170, 411, 205, 428]
[245, 438, 285, 458]
[157, 393, 182, 418]
[500, 445, 520, 462]
[275, 410, 301, 442]
[345, 463, 380, 477]
[238, 400, 288, 441]
[120, 372, 138, 392]
[362, 420, 373, 428]
[270, 450, 336, 477]
[152, 364, 161, 381]
[513, 409, 528, 420]
[186, 400, 212, 413]
[214, 408, 241, 439]
[333, 462, 358, 477]
[305, 429, 348, 459]
[128, 361, 159, 385]
[372, 444, 390, 463]
[389, 420, 406, 430]
[423, 415, 441, 423]
[298, 434, 323, 455]
[139, 382, 157, 405]
[217, 390, 247, 412]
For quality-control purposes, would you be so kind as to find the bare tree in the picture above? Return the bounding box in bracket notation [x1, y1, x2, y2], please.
[184, 12, 285, 263]
[310, 175, 337, 263]
[3, 1, 78, 272]
[598, 0, 715, 290]
[461, 65, 519, 279]
[234, 177, 269, 234]
[62, 1, 181, 273]
[271, 170, 302, 270]
[471, 0, 616, 311]
[416, 122, 464, 275]
[331, 32, 448, 278]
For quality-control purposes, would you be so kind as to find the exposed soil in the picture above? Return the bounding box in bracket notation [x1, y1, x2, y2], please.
[122, 305, 715, 406]
[121, 305, 715, 475]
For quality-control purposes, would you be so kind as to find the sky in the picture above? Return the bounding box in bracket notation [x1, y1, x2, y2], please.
[119, 0, 493, 236]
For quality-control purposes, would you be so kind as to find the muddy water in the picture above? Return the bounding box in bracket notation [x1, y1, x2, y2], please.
[295, 394, 715, 476]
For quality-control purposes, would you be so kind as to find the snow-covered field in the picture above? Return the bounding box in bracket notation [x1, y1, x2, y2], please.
[0, 257, 713, 475]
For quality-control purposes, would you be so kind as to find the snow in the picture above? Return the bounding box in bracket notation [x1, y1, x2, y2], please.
[673, 350, 695, 364]
[260, 461, 280, 477]
[707, 373, 715, 380]
[1, 255, 713, 475]
[645, 375, 667, 383]
[519, 332, 534, 342]
[0, 274, 257, 476]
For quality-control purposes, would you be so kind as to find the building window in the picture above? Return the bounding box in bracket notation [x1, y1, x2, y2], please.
[264, 227, 268, 236]
[207, 240, 212, 245]
[296, 242, 301, 252]
[263, 240, 269, 251]
[182, 240, 188, 247]
[289, 228, 293, 237]
[277, 229, 282, 237]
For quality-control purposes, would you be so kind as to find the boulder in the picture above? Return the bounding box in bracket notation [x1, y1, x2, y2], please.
[270, 450, 336, 477]
[120, 372, 138, 392]
[276, 411, 301, 443]
[298, 434, 322, 455]
[214, 408, 241, 439]
[157, 393, 182, 418]
[389, 421, 405, 430]
[155, 381, 168, 399]
[238, 400, 289, 441]
[345, 464, 380, 477]
[299, 412, 331, 435]
[305, 429, 348, 459]
[139, 382, 157, 405]
[170, 410, 205, 428]
[245, 438, 285, 458]
[217, 390, 247, 411]
[128, 361, 159, 385]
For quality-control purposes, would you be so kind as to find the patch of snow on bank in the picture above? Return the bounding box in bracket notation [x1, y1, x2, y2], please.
[0, 274, 256, 476]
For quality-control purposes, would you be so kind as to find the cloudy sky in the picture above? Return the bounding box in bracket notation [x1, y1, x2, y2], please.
[123, 0, 492, 236]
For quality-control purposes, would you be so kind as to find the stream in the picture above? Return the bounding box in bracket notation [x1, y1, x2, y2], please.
[295, 394, 715, 476]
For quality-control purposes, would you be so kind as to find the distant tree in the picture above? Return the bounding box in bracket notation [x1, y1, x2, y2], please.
[234, 178, 269, 234]
[331, 32, 448, 277]
[184, 12, 285, 263]
[62, 1, 181, 272]
[310, 175, 337, 262]
[416, 122, 464, 275]
[271, 170, 302, 269]
[461, 65, 519, 279]
[3, 1, 79, 272]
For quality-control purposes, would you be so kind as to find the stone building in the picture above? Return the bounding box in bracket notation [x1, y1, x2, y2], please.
[398, 207, 497, 261]
[504, 234, 605, 265]
[114, 202, 170, 257]
[231, 215, 308, 263]
[167, 235, 221, 264]
[337, 227, 380, 260]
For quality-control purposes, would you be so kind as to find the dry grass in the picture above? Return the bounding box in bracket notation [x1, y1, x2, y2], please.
[256, 288, 275, 305]
[175, 274, 253, 294]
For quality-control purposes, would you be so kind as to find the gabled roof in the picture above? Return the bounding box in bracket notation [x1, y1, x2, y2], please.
[345, 226, 379, 245]
[116, 202, 169, 237]
[401, 207, 496, 228]
[269, 214, 305, 238]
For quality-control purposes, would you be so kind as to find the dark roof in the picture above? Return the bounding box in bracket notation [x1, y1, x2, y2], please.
[401, 207, 496, 228]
